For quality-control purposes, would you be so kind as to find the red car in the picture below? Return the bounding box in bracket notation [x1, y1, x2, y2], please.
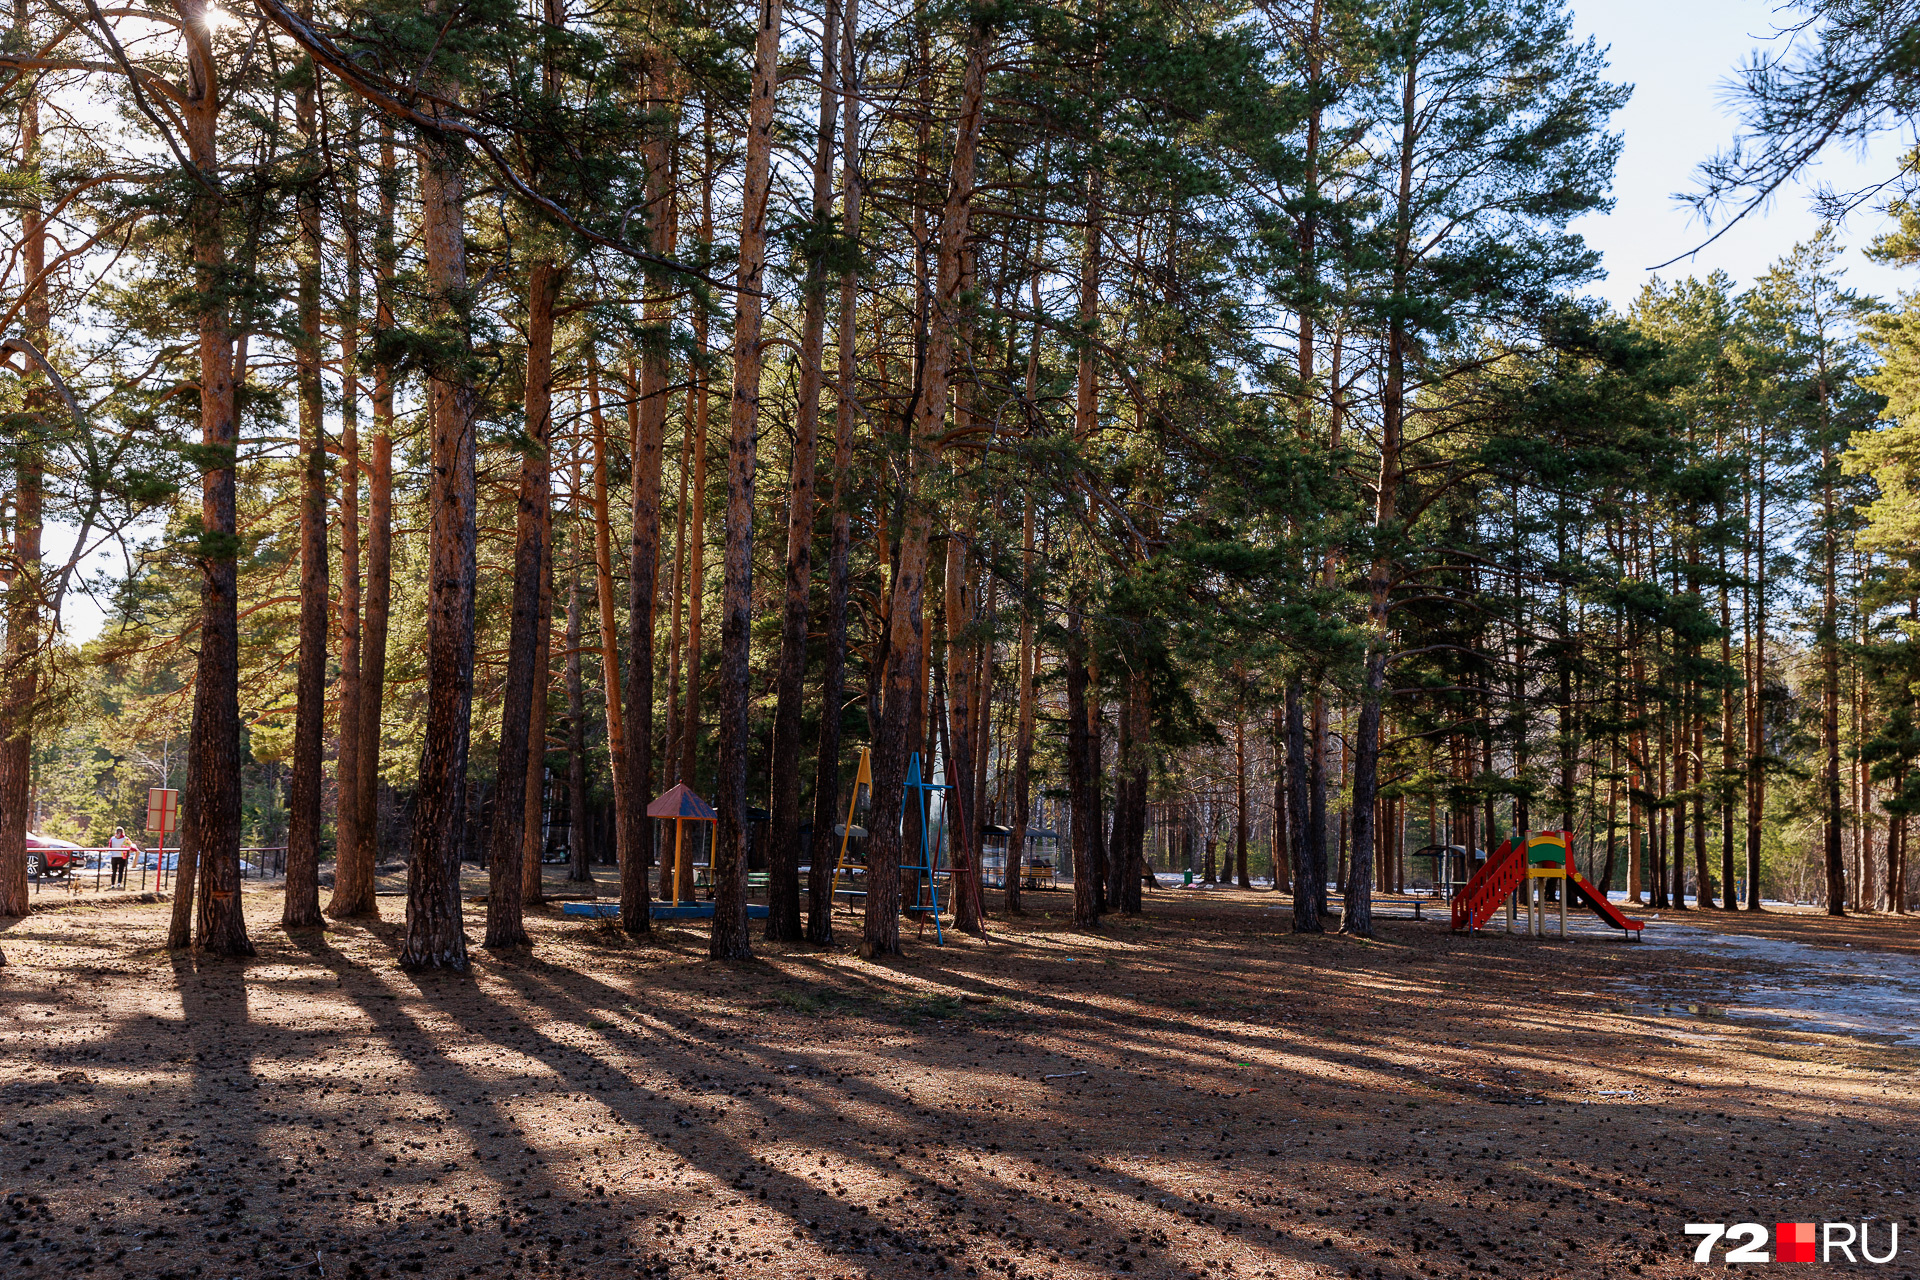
[26, 832, 85, 880]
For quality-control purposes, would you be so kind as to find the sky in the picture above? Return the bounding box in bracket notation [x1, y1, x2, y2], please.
[43, 0, 1920, 646]
[1569, 0, 1912, 312]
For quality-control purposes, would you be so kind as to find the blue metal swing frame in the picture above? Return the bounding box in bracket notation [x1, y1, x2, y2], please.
[900, 751, 948, 945]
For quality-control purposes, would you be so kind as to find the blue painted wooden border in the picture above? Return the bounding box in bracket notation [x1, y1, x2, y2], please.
[561, 902, 770, 921]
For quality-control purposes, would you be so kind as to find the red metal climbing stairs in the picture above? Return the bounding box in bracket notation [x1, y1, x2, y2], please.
[1449, 838, 1522, 933]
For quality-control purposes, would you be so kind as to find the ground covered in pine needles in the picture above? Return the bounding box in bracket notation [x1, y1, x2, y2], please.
[1, 884, 1915, 1280]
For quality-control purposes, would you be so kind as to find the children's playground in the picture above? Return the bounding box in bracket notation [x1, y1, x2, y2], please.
[5, 845, 1917, 1279]
[549, 759, 1653, 963]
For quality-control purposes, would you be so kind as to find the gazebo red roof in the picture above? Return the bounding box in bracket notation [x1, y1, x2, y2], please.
[647, 782, 717, 821]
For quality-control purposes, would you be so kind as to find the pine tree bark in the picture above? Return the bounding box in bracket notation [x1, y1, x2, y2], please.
[768, 0, 841, 942]
[1086, 655, 1107, 910]
[331, 123, 397, 920]
[1234, 714, 1252, 889]
[1287, 677, 1318, 932]
[1821, 433, 1846, 914]
[168, 703, 201, 949]
[1308, 692, 1330, 917]
[484, 261, 561, 949]
[1670, 694, 1688, 908]
[864, 16, 992, 957]
[971, 570, 994, 857]
[1344, 39, 1418, 941]
[1004, 492, 1036, 915]
[623, 53, 676, 932]
[1106, 691, 1131, 907]
[0, 29, 46, 920]
[1003, 247, 1046, 916]
[1629, 640, 1648, 905]
[1289, 0, 1332, 933]
[1272, 705, 1292, 894]
[522, 534, 554, 905]
[945, 517, 984, 935]
[807, 1, 862, 944]
[679, 118, 716, 795]
[520, 0, 567, 916]
[397, 115, 478, 971]
[565, 490, 595, 889]
[181, 5, 250, 956]
[1072, 87, 1107, 919]
[1693, 685, 1712, 908]
[666, 353, 704, 911]
[665, 398, 691, 774]
[1121, 672, 1149, 912]
[713, 0, 784, 961]
[334, 130, 365, 917]
[1065, 613, 1100, 928]
[586, 355, 636, 911]
[284, 51, 329, 930]
[1745, 424, 1767, 908]
[620, 350, 664, 927]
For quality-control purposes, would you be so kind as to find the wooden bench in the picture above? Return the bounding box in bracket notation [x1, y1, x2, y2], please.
[1322, 892, 1438, 920]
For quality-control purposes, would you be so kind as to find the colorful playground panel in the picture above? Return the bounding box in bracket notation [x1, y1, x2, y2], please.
[1452, 830, 1645, 939]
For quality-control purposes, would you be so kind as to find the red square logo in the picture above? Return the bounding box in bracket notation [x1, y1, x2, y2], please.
[1776, 1222, 1816, 1263]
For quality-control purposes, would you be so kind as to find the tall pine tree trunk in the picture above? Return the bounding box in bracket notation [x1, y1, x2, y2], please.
[1006, 492, 1036, 915]
[864, 17, 991, 957]
[665, 396, 690, 774]
[1065, 613, 1099, 928]
[334, 128, 365, 918]
[807, 0, 863, 943]
[397, 114, 478, 971]
[768, 0, 840, 942]
[1085, 655, 1107, 911]
[622, 366, 663, 928]
[713, 0, 785, 960]
[1120, 670, 1149, 912]
[1288, 677, 1317, 932]
[1746, 425, 1767, 909]
[565, 512, 594, 890]
[946, 514, 984, 934]
[1721, 529, 1738, 909]
[1286, 0, 1326, 935]
[483, 262, 561, 949]
[0, 28, 47, 921]
[522, 536, 554, 905]
[586, 355, 635, 911]
[1693, 684, 1712, 908]
[623, 61, 676, 932]
[1272, 705, 1292, 894]
[1346, 46, 1418, 942]
[679, 118, 716, 792]
[1629, 645, 1648, 905]
[331, 124, 397, 920]
[1821, 436, 1846, 914]
[182, 8, 250, 956]
[284, 52, 329, 929]
[1670, 688, 1688, 909]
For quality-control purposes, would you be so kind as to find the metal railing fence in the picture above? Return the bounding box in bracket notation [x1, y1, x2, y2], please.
[29, 845, 288, 895]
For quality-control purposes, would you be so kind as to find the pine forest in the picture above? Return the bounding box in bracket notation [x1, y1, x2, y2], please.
[7, 2, 1920, 1277]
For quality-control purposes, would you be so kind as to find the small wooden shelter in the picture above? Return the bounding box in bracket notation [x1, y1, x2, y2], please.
[648, 783, 716, 908]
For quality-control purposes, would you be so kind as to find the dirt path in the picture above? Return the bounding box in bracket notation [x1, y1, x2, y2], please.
[1, 888, 1914, 1279]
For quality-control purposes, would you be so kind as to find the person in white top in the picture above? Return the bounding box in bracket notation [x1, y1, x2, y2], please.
[107, 827, 141, 887]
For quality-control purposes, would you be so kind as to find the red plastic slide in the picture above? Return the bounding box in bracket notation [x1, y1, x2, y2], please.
[1564, 864, 1644, 939]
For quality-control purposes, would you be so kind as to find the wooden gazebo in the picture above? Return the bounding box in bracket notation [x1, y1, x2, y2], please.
[648, 782, 716, 908]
